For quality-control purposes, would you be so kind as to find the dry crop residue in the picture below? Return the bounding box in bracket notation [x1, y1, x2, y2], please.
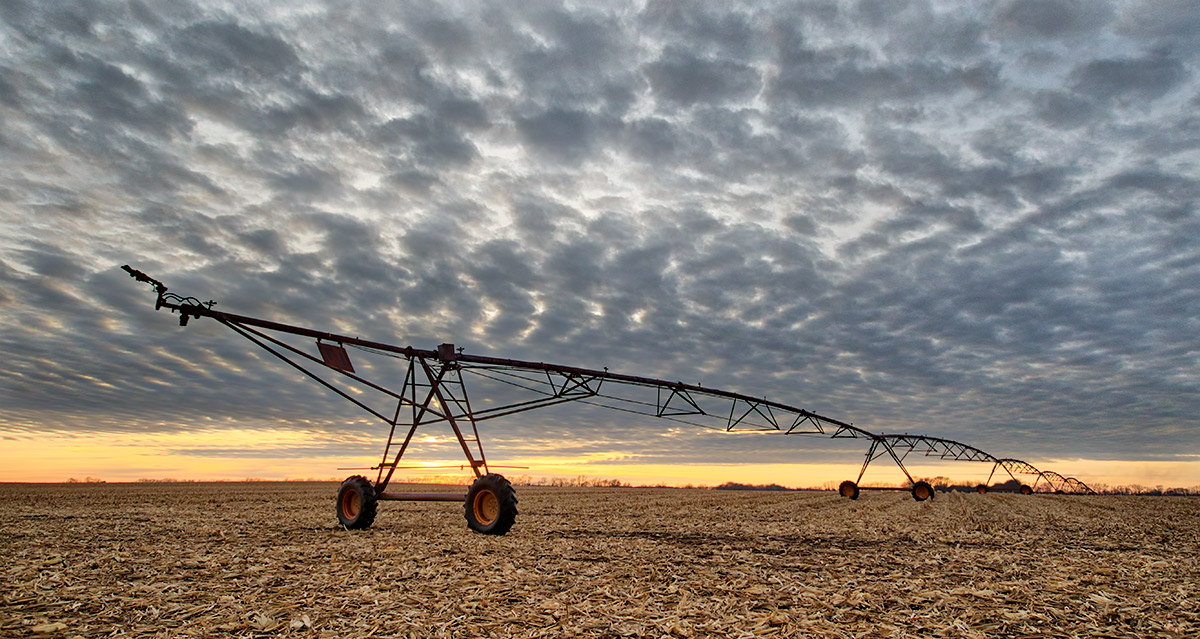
[1, 482, 1197, 637]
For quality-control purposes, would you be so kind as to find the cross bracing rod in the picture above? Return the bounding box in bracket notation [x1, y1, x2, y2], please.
[1040, 470, 1069, 491]
[1041, 470, 1066, 483]
[992, 458, 1096, 494]
[848, 434, 1002, 489]
[876, 434, 996, 464]
[1064, 477, 1095, 493]
[854, 439, 917, 485]
[996, 458, 1041, 476]
[124, 266, 1096, 494]
[1063, 477, 1096, 494]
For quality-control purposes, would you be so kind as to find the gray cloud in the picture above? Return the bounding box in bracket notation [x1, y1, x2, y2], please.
[993, 0, 1114, 39]
[516, 108, 598, 163]
[176, 20, 301, 79]
[1070, 53, 1188, 103]
[645, 49, 762, 106]
[2, 0, 1199, 479]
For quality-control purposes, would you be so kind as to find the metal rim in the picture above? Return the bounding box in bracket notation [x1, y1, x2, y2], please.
[914, 483, 932, 500]
[473, 489, 499, 526]
[341, 489, 361, 519]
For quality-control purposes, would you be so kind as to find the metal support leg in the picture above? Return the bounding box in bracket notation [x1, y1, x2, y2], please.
[856, 440, 879, 484]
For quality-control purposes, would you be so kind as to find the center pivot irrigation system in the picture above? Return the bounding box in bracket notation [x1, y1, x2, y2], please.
[125, 266, 1094, 535]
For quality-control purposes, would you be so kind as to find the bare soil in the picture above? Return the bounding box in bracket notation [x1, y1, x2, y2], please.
[2, 482, 1197, 638]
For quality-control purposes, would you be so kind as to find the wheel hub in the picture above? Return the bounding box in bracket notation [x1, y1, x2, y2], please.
[474, 490, 499, 525]
[342, 491, 360, 518]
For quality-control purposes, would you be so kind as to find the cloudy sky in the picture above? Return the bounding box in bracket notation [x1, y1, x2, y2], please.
[2, 0, 1198, 487]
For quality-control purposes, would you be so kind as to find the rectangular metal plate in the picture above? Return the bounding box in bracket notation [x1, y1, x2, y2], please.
[317, 342, 355, 373]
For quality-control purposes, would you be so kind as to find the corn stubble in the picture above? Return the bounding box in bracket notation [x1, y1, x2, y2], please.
[2, 483, 1197, 637]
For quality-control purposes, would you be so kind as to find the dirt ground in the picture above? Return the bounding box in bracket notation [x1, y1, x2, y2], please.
[2, 482, 1197, 638]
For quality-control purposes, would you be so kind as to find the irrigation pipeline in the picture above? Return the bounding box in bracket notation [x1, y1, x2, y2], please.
[123, 266, 1096, 498]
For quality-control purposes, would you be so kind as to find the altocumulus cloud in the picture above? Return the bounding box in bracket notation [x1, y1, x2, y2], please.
[1, 0, 1198, 468]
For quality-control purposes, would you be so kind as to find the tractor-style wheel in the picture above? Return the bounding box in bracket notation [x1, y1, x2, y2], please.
[1019, 484, 1033, 495]
[464, 473, 518, 535]
[911, 481, 935, 501]
[838, 480, 860, 500]
[336, 475, 378, 530]
[975, 484, 988, 494]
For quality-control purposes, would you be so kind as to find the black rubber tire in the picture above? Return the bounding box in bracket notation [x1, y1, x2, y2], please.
[975, 484, 988, 494]
[911, 481, 935, 501]
[336, 475, 378, 530]
[838, 480, 860, 500]
[464, 473, 518, 535]
[1019, 484, 1033, 495]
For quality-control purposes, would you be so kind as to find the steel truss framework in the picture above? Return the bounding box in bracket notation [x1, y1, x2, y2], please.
[989, 459, 1095, 494]
[124, 267, 1095, 530]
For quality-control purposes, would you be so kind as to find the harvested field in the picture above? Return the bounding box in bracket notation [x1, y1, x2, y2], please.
[2, 482, 1198, 638]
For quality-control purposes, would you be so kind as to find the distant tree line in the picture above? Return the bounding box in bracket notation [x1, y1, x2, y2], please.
[509, 475, 630, 488]
[917, 476, 1198, 496]
[713, 482, 793, 491]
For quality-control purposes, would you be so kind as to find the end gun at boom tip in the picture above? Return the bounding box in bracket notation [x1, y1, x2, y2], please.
[122, 264, 166, 292]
